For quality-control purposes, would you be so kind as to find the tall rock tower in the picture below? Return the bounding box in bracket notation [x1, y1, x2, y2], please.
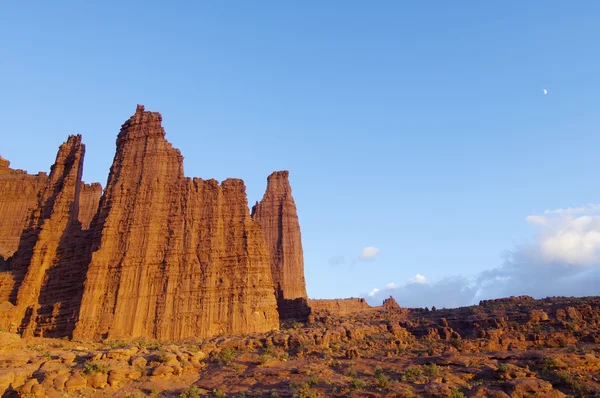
[73, 105, 279, 341]
[1, 135, 91, 337]
[252, 171, 311, 320]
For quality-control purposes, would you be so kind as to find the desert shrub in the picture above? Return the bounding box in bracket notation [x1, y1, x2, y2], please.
[350, 377, 366, 390]
[289, 382, 317, 398]
[180, 386, 203, 398]
[105, 340, 131, 349]
[451, 338, 463, 350]
[83, 361, 109, 375]
[542, 356, 559, 370]
[401, 366, 423, 382]
[450, 387, 466, 398]
[423, 363, 440, 377]
[308, 374, 319, 386]
[212, 389, 226, 398]
[215, 347, 236, 366]
[374, 366, 390, 388]
[344, 366, 357, 378]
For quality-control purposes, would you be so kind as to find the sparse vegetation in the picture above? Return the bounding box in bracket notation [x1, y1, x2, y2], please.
[214, 347, 236, 366]
[401, 366, 423, 382]
[423, 363, 440, 377]
[180, 386, 203, 398]
[82, 361, 109, 375]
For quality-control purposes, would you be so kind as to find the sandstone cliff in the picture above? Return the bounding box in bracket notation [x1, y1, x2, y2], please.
[252, 171, 310, 320]
[79, 183, 102, 230]
[0, 158, 48, 261]
[0, 136, 92, 337]
[73, 105, 279, 341]
[0, 105, 317, 341]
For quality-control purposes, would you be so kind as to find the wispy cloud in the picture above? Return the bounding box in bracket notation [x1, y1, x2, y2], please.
[367, 288, 380, 297]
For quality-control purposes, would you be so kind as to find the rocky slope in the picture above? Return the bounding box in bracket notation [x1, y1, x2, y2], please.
[0, 296, 599, 397]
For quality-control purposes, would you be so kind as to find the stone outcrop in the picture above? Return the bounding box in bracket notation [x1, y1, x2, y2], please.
[72, 105, 279, 341]
[252, 171, 310, 320]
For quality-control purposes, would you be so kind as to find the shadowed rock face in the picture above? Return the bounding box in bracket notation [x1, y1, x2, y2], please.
[252, 171, 310, 320]
[72, 105, 279, 341]
[0, 136, 92, 337]
[0, 157, 100, 261]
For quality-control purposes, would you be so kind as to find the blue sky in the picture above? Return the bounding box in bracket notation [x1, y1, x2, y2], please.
[2, 1, 599, 306]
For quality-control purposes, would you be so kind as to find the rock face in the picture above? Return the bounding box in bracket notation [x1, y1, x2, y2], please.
[72, 105, 279, 341]
[0, 136, 92, 337]
[252, 171, 310, 320]
[78, 183, 102, 230]
[1, 105, 313, 341]
[0, 158, 48, 261]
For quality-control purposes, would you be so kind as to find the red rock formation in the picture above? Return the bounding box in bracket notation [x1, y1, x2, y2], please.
[252, 171, 310, 320]
[308, 298, 373, 316]
[79, 183, 102, 230]
[0, 136, 91, 337]
[0, 158, 48, 260]
[73, 105, 279, 341]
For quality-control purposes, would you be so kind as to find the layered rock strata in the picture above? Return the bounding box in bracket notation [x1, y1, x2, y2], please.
[252, 171, 310, 320]
[0, 158, 48, 260]
[0, 105, 314, 341]
[0, 136, 92, 337]
[72, 105, 279, 341]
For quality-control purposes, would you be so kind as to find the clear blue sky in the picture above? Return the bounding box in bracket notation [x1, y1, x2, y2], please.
[2, 1, 599, 306]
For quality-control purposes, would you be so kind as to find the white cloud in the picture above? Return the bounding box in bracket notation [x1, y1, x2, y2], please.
[367, 288, 380, 297]
[385, 282, 397, 289]
[366, 204, 600, 308]
[360, 246, 380, 260]
[408, 273, 427, 284]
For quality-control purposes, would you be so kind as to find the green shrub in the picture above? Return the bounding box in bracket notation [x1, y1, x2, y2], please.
[308, 374, 319, 386]
[542, 356, 559, 370]
[105, 340, 131, 349]
[212, 389, 226, 398]
[401, 366, 423, 382]
[450, 387, 466, 398]
[350, 377, 366, 390]
[497, 363, 511, 374]
[215, 347, 236, 366]
[83, 361, 109, 375]
[423, 363, 440, 377]
[180, 386, 203, 398]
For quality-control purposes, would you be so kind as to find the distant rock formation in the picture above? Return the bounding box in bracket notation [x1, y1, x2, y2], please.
[309, 298, 373, 316]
